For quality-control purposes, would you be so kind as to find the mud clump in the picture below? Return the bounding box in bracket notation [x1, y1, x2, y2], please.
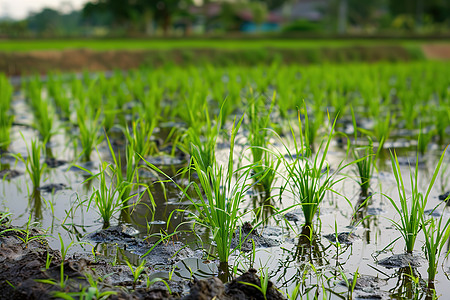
[183, 277, 225, 300]
[85, 225, 197, 265]
[0, 169, 21, 180]
[438, 191, 449, 202]
[377, 253, 424, 269]
[182, 269, 286, 300]
[44, 157, 66, 168]
[37, 183, 67, 193]
[323, 232, 361, 245]
[230, 222, 281, 251]
[226, 268, 286, 300]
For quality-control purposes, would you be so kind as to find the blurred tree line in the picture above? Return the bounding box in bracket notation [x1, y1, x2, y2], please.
[0, 0, 449, 37]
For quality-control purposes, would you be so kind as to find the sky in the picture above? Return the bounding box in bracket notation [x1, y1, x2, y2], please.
[1, 0, 89, 20]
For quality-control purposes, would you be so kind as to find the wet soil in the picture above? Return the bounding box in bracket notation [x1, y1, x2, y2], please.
[0, 169, 21, 180]
[377, 253, 424, 269]
[438, 191, 449, 202]
[422, 44, 450, 60]
[323, 232, 361, 245]
[0, 225, 286, 299]
[37, 183, 67, 193]
[230, 222, 282, 251]
[86, 225, 199, 264]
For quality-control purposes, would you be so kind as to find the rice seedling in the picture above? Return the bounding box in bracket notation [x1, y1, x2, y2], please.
[13, 139, 47, 189]
[87, 161, 144, 228]
[351, 108, 375, 198]
[125, 259, 147, 289]
[0, 115, 13, 152]
[144, 116, 259, 267]
[303, 102, 324, 154]
[185, 107, 220, 174]
[25, 76, 43, 113]
[359, 111, 393, 152]
[247, 93, 280, 195]
[77, 109, 103, 161]
[418, 127, 434, 156]
[76, 273, 118, 299]
[34, 98, 56, 145]
[421, 205, 450, 288]
[0, 74, 13, 151]
[47, 73, 71, 120]
[26, 77, 57, 145]
[385, 146, 447, 253]
[35, 233, 80, 290]
[339, 268, 359, 300]
[281, 110, 346, 226]
[124, 118, 156, 163]
[352, 142, 374, 198]
[188, 117, 254, 263]
[106, 135, 154, 210]
[239, 267, 270, 300]
[433, 106, 448, 144]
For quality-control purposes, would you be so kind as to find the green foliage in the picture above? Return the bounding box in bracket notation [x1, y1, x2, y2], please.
[186, 107, 220, 174]
[77, 110, 103, 161]
[0, 74, 13, 151]
[281, 109, 346, 226]
[247, 93, 280, 194]
[352, 142, 374, 197]
[124, 118, 156, 163]
[34, 98, 56, 145]
[385, 147, 446, 253]
[87, 161, 145, 227]
[13, 139, 47, 189]
[239, 268, 270, 300]
[421, 205, 450, 285]
[282, 20, 323, 33]
[125, 259, 147, 289]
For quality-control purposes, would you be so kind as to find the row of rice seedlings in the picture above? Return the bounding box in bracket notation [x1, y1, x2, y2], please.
[351, 108, 375, 198]
[0, 74, 13, 152]
[24, 77, 57, 146]
[76, 109, 103, 162]
[34, 97, 56, 146]
[124, 118, 157, 164]
[185, 108, 219, 174]
[18, 61, 448, 157]
[47, 73, 71, 120]
[247, 92, 280, 195]
[352, 143, 374, 198]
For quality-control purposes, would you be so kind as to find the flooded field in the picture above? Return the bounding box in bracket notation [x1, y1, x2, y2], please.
[1, 62, 449, 299]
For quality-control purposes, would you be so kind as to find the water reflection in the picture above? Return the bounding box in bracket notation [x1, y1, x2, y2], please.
[251, 186, 274, 225]
[274, 225, 329, 294]
[29, 189, 43, 221]
[389, 267, 422, 299]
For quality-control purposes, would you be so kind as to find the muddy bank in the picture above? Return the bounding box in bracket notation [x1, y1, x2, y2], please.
[0, 45, 423, 76]
[0, 225, 285, 299]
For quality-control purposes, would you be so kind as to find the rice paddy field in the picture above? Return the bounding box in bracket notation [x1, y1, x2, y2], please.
[1, 60, 450, 299]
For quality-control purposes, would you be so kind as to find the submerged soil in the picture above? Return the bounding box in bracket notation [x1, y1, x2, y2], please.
[0, 224, 285, 299]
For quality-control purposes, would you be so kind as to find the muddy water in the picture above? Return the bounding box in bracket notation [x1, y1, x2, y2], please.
[1, 91, 450, 299]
